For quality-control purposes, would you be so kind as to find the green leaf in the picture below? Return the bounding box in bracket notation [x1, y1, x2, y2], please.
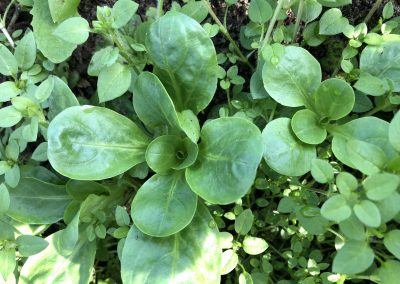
[383, 1, 394, 19]
[180, 1, 209, 23]
[262, 118, 316, 176]
[19, 233, 96, 284]
[354, 72, 387, 96]
[360, 40, 400, 92]
[131, 172, 197, 237]
[32, 142, 48, 162]
[98, 63, 131, 103]
[317, 0, 351, 7]
[132, 72, 181, 133]
[235, 209, 254, 235]
[262, 45, 321, 107]
[354, 200, 381, 228]
[384, 230, 400, 259]
[35, 76, 54, 102]
[115, 206, 130, 227]
[146, 135, 198, 174]
[0, 44, 18, 76]
[242, 236, 268, 255]
[379, 260, 400, 284]
[48, 106, 150, 180]
[336, 172, 358, 198]
[177, 110, 200, 143]
[186, 118, 263, 204]
[5, 164, 20, 188]
[294, 0, 322, 23]
[7, 177, 71, 224]
[47, 76, 79, 120]
[221, 249, 239, 275]
[121, 202, 221, 284]
[332, 117, 396, 171]
[319, 8, 349, 35]
[311, 158, 334, 183]
[31, 0, 77, 63]
[14, 30, 36, 70]
[377, 192, 400, 223]
[66, 180, 108, 201]
[339, 214, 366, 241]
[332, 241, 374, 274]
[363, 173, 400, 201]
[314, 78, 355, 120]
[5, 139, 19, 160]
[0, 183, 10, 213]
[0, 106, 22, 128]
[53, 17, 90, 45]
[291, 109, 327, 144]
[248, 0, 273, 24]
[48, 0, 80, 23]
[0, 161, 11, 175]
[321, 195, 351, 222]
[389, 111, 400, 152]
[0, 81, 22, 103]
[111, 0, 139, 29]
[146, 12, 218, 113]
[0, 249, 16, 282]
[346, 139, 387, 175]
[16, 235, 48, 257]
[56, 212, 80, 256]
[88, 47, 119, 76]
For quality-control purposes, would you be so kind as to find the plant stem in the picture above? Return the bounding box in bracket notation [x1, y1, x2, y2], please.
[226, 88, 232, 114]
[157, 0, 164, 19]
[0, 0, 16, 48]
[327, 228, 345, 242]
[363, 99, 391, 116]
[203, 0, 254, 71]
[260, 0, 284, 51]
[364, 0, 383, 24]
[292, 0, 304, 42]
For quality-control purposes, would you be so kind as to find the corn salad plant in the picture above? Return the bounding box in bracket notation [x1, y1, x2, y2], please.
[0, 0, 399, 283]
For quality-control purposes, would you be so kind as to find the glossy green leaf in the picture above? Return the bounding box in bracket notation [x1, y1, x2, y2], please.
[319, 8, 349, 35]
[363, 173, 400, 201]
[0, 44, 18, 76]
[332, 241, 374, 274]
[262, 118, 316, 176]
[31, 0, 77, 63]
[0, 106, 22, 128]
[5, 164, 20, 188]
[111, 0, 139, 29]
[131, 172, 197, 237]
[19, 233, 95, 284]
[311, 158, 334, 183]
[146, 12, 218, 113]
[331, 117, 397, 170]
[248, 0, 272, 24]
[48, 106, 150, 180]
[379, 260, 400, 284]
[294, 0, 322, 23]
[243, 236, 268, 255]
[262, 45, 321, 107]
[336, 172, 358, 198]
[7, 177, 71, 224]
[132, 72, 181, 133]
[16, 235, 48, 257]
[389, 111, 400, 152]
[0, 249, 15, 282]
[47, 76, 79, 120]
[53, 17, 90, 45]
[35, 76, 54, 102]
[116, 206, 130, 227]
[346, 139, 387, 175]
[87, 47, 119, 76]
[360, 40, 400, 92]
[354, 200, 381, 228]
[235, 209, 254, 235]
[14, 30, 36, 70]
[314, 78, 355, 120]
[384, 230, 400, 259]
[48, 0, 80, 22]
[354, 72, 387, 96]
[180, 1, 208, 23]
[377, 192, 400, 223]
[121, 203, 221, 284]
[98, 63, 131, 103]
[0, 81, 22, 103]
[321, 195, 351, 222]
[291, 109, 327, 144]
[177, 110, 200, 143]
[0, 184, 10, 213]
[221, 249, 239, 275]
[339, 214, 366, 241]
[186, 118, 263, 204]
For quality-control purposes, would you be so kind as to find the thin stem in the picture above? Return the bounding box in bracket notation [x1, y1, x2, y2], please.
[363, 99, 391, 116]
[0, 0, 16, 48]
[203, 0, 254, 71]
[223, 6, 228, 29]
[364, 0, 383, 24]
[327, 228, 345, 242]
[226, 87, 232, 114]
[292, 0, 304, 42]
[3, 0, 16, 23]
[156, 0, 164, 19]
[261, 0, 284, 51]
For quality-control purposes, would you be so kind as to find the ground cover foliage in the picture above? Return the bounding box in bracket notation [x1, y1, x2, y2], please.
[0, 0, 400, 283]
